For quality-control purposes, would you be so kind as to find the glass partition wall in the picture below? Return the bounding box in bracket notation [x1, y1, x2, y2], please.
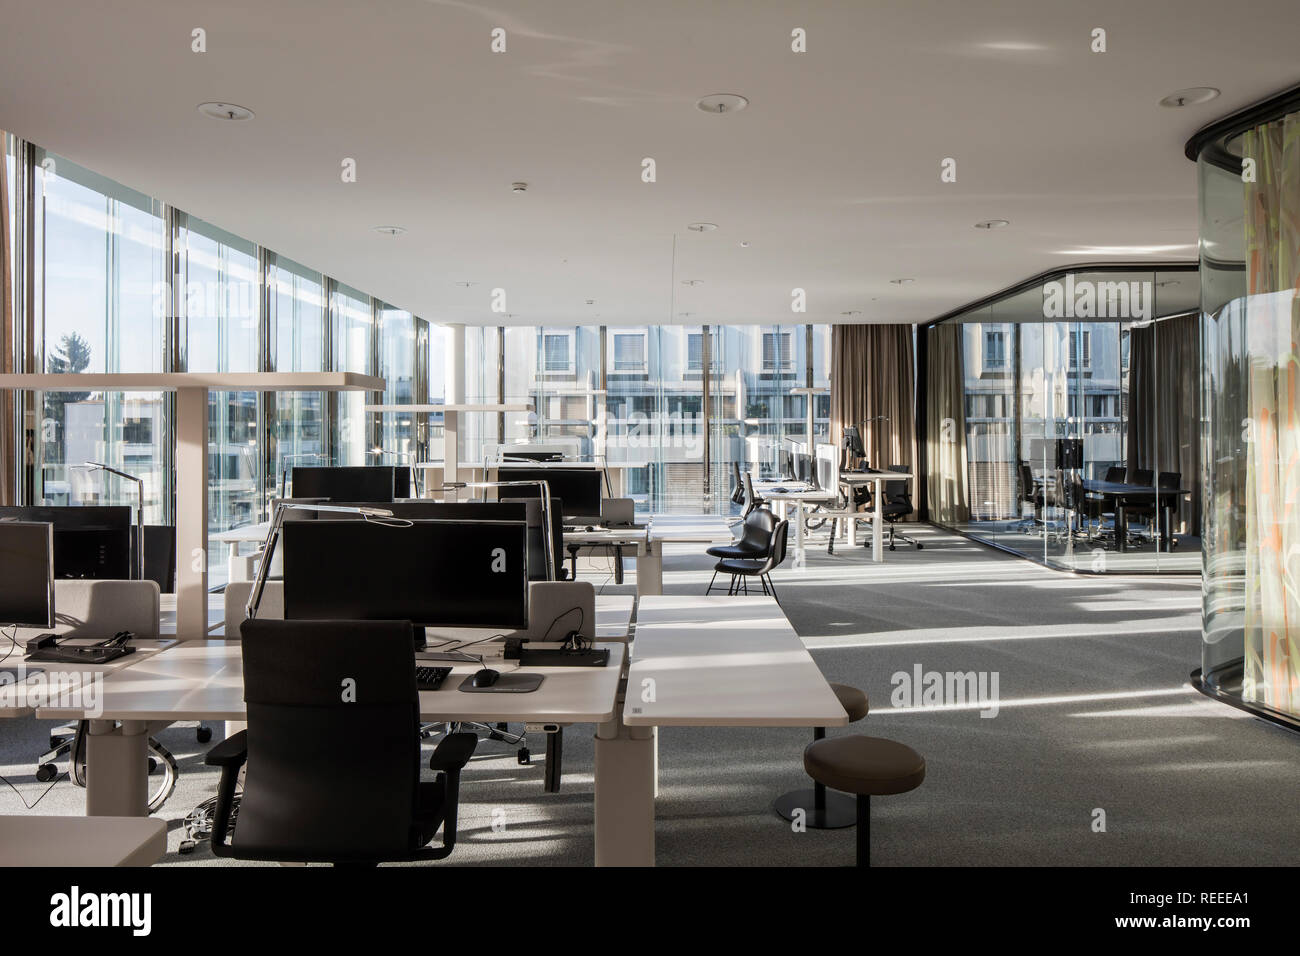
[1192, 90, 1300, 729]
[924, 266, 1201, 573]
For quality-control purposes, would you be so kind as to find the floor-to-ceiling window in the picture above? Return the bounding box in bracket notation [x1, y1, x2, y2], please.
[268, 253, 326, 496]
[923, 266, 1200, 573]
[31, 150, 168, 522]
[330, 281, 373, 467]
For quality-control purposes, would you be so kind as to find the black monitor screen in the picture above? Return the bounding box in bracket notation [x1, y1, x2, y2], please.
[291, 466, 396, 503]
[843, 426, 866, 459]
[0, 506, 132, 579]
[281, 518, 529, 630]
[0, 521, 54, 628]
[497, 467, 602, 519]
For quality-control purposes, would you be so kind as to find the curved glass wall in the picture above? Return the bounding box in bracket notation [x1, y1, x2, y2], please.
[924, 266, 1201, 573]
[1195, 98, 1300, 727]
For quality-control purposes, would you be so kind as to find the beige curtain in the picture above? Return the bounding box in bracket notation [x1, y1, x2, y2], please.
[830, 323, 916, 480]
[0, 131, 14, 506]
[1241, 111, 1300, 717]
[925, 322, 969, 522]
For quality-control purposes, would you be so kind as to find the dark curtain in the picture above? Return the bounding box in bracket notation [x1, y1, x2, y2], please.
[1127, 314, 1202, 535]
[831, 323, 916, 479]
[0, 132, 13, 506]
[925, 323, 969, 522]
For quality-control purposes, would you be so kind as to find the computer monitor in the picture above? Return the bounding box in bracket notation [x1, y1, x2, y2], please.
[779, 449, 794, 479]
[842, 426, 867, 460]
[0, 506, 132, 579]
[394, 468, 412, 499]
[281, 518, 530, 631]
[0, 521, 54, 628]
[290, 466, 396, 503]
[497, 466, 603, 521]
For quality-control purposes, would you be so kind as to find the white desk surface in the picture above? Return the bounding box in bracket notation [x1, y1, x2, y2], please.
[0, 815, 167, 867]
[564, 526, 648, 546]
[211, 523, 271, 543]
[38, 639, 625, 725]
[0, 639, 177, 719]
[761, 489, 838, 503]
[594, 595, 635, 638]
[839, 469, 914, 483]
[647, 514, 734, 543]
[625, 596, 847, 728]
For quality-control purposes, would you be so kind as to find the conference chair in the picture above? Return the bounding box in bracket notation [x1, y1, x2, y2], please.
[205, 619, 477, 865]
[730, 462, 746, 507]
[741, 471, 767, 518]
[706, 508, 778, 594]
[712, 518, 789, 601]
[881, 465, 922, 551]
[1120, 468, 1157, 547]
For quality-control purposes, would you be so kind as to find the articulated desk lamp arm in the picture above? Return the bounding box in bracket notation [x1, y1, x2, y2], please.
[83, 461, 145, 580]
[244, 502, 399, 622]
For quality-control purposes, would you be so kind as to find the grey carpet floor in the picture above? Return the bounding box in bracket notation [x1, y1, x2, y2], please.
[2, 525, 1295, 866]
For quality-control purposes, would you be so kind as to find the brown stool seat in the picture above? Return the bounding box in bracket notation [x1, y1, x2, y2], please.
[829, 682, 869, 723]
[804, 736, 926, 796]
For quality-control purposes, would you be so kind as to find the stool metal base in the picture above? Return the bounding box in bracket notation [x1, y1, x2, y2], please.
[772, 788, 858, 829]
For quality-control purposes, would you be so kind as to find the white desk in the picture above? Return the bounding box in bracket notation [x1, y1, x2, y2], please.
[758, 489, 839, 568]
[839, 470, 915, 562]
[0, 815, 167, 867]
[640, 514, 734, 595]
[38, 639, 625, 823]
[0, 639, 177, 719]
[594, 595, 846, 866]
[0, 372, 384, 641]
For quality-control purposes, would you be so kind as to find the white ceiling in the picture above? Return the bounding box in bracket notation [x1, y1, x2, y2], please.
[1, 0, 1297, 327]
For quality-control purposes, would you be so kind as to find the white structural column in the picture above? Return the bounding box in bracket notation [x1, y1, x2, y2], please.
[174, 386, 209, 641]
[444, 324, 465, 488]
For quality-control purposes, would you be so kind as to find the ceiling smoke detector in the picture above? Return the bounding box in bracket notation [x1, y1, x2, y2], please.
[696, 94, 749, 114]
[197, 102, 255, 121]
[372, 226, 406, 236]
[890, 278, 915, 285]
[975, 219, 1010, 230]
[1159, 87, 1220, 108]
[511, 182, 528, 193]
[686, 222, 718, 233]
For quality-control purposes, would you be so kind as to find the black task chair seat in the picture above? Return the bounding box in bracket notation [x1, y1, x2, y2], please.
[708, 508, 776, 561]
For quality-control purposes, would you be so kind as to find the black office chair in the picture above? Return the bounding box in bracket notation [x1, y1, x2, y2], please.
[881, 465, 922, 551]
[706, 509, 777, 594]
[1156, 471, 1182, 550]
[713, 519, 788, 601]
[1120, 468, 1157, 546]
[204, 618, 477, 865]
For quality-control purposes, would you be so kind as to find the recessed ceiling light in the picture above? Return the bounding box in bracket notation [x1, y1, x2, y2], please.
[372, 226, 406, 236]
[681, 279, 703, 286]
[1159, 87, 1220, 108]
[454, 281, 476, 287]
[696, 94, 749, 114]
[511, 182, 528, 193]
[890, 278, 915, 285]
[841, 310, 862, 316]
[974, 219, 1010, 230]
[585, 299, 595, 305]
[197, 102, 254, 121]
[739, 241, 750, 248]
[686, 222, 717, 233]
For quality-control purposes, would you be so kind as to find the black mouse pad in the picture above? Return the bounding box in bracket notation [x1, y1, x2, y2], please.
[457, 673, 545, 693]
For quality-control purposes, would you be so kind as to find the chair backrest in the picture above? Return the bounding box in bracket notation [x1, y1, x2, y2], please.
[1104, 465, 1126, 483]
[225, 580, 285, 637]
[1158, 471, 1181, 491]
[1018, 462, 1034, 501]
[739, 508, 778, 553]
[730, 462, 744, 504]
[762, 519, 789, 573]
[1131, 468, 1154, 488]
[743, 471, 762, 508]
[600, 497, 636, 527]
[885, 464, 912, 505]
[235, 618, 422, 859]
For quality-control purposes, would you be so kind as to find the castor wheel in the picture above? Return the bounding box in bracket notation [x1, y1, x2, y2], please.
[147, 757, 157, 774]
[517, 748, 531, 765]
[36, 763, 58, 783]
[178, 839, 196, 855]
[196, 726, 212, 744]
[917, 543, 924, 550]
[889, 544, 896, 551]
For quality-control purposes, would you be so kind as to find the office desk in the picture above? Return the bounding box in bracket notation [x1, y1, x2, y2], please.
[0, 639, 176, 719]
[39, 640, 625, 823]
[594, 595, 846, 866]
[640, 515, 734, 595]
[759, 489, 838, 567]
[1080, 479, 1190, 553]
[840, 470, 915, 562]
[0, 815, 167, 867]
[562, 526, 649, 590]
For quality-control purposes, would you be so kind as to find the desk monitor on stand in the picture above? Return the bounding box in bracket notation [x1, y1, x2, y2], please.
[497, 466, 603, 526]
[0, 506, 132, 579]
[0, 521, 54, 630]
[842, 426, 867, 470]
[290, 466, 398, 503]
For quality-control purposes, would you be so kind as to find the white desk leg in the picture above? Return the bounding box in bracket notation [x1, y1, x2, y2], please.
[594, 711, 655, 867]
[175, 386, 209, 641]
[639, 542, 663, 596]
[85, 720, 148, 816]
[848, 513, 858, 548]
[873, 479, 884, 562]
[793, 500, 805, 568]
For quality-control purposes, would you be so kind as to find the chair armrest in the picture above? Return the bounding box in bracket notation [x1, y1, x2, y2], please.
[429, 731, 477, 773]
[204, 730, 247, 768]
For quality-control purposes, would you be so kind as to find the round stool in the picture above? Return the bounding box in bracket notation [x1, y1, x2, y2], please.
[803, 735, 925, 866]
[772, 682, 869, 829]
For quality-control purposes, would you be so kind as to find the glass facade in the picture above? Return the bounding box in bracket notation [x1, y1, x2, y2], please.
[923, 267, 1201, 573]
[1195, 98, 1300, 727]
[6, 141, 436, 585]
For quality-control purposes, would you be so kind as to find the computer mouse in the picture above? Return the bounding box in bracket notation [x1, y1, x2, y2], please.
[471, 668, 501, 688]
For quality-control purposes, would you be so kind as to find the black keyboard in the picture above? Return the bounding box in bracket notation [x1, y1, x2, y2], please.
[415, 665, 453, 690]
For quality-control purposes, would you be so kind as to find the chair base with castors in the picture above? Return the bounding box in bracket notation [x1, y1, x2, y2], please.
[774, 683, 868, 830]
[803, 735, 926, 866]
